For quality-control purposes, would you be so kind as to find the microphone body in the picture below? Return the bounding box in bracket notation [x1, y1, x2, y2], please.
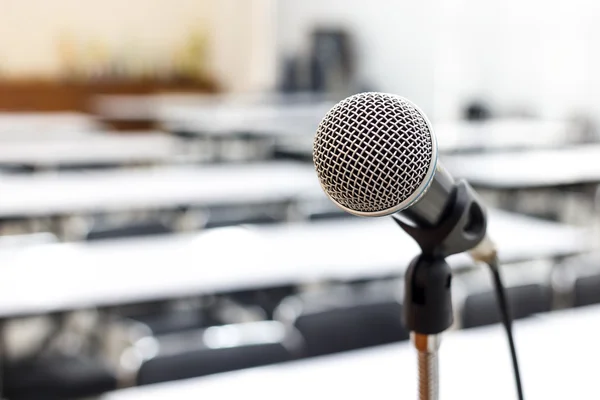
[398, 163, 455, 228]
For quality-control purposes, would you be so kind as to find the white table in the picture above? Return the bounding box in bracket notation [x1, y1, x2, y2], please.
[257, 209, 587, 282]
[92, 93, 333, 122]
[435, 118, 578, 152]
[157, 103, 330, 137]
[0, 162, 320, 217]
[443, 144, 600, 189]
[0, 210, 587, 317]
[101, 304, 600, 400]
[0, 112, 101, 138]
[0, 132, 181, 167]
[274, 117, 579, 159]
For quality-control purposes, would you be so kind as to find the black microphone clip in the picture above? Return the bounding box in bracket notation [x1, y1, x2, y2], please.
[393, 180, 487, 335]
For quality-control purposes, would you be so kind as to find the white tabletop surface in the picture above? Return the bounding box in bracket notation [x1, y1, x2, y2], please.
[93, 93, 334, 121]
[102, 304, 600, 400]
[157, 102, 330, 137]
[0, 112, 101, 137]
[435, 118, 576, 152]
[0, 162, 320, 217]
[0, 131, 181, 167]
[0, 209, 587, 317]
[443, 144, 600, 189]
[275, 117, 577, 157]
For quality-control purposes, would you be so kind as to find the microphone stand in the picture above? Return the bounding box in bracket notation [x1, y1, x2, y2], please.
[393, 181, 488, 400]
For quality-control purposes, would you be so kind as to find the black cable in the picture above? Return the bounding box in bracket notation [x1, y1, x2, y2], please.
[0, 319, 4, 400]
[486, 256, 524, 400]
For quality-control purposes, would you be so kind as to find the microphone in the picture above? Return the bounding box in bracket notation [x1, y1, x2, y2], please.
[312, 92, 523, 400]
[313, 91, 492, 257]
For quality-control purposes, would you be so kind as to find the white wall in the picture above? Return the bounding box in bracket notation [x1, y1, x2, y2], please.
[277, 0, 600, 122]
[435, 0, 598, 121]
[276, 0, 438, 115]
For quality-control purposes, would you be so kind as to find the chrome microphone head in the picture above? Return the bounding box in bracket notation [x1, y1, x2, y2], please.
[313, 92, 438, 217]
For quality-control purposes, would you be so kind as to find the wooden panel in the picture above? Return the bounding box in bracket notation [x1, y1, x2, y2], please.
[0, 79, 218, 112]
[0, 81, 83, 111]
[0, 79, 219, 130]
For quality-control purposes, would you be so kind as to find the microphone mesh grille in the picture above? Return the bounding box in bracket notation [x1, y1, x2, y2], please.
[313, 92, 434, 214]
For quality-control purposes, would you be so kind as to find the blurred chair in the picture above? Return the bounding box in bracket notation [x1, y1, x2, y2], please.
[57, 163, 121, 171]
[272, 147, 312, 163]
[203, 206, 282, 229]
[0, 217, 38, 237]
[218, 132, 275, 163]
[109, 298, 221, 338]
[2, 310, 117, 399]
[308, 28, 358, 96]
[204, 214, 280, 229]
[461, 283, 552, 328]
[170, 130, 217, 163]
[0, 232, 58, 247]
[133, 321, 301, 385]
[0, 164, 35, 174]
[298, 199, 354, 222]
[278, 55, 303, 94]
[3, 355, 117, 400]
[463, 100, 492, 121]
[111, 295, 266, 339]
[573, 273, 600, 307]
[275, 282, 408, 357]
[85, 220, 172, 241]
[125, 308, 218, 337]
[307, 209, 352, 221]
[172, 130, 199, 140]
[224, 285, 297, 319]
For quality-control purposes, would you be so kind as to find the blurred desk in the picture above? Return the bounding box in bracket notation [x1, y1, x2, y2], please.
[0, 132, 180, 168]
[444, 144, 600, 189]
[435, 118, 578, 153]
[157, 102, 330, 137]
[0, 112, 100, 138]
[257, 209, 586, 281]
[94, 93, 332, 123]
[0, 162, 319, 217]
[0, 210, 587, 317]
[101, 304, 600, 400]
[274, 118, 579, 160]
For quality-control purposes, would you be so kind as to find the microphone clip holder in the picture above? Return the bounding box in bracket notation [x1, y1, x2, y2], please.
[394, 180, 487, 334]
[393, 181, 487, 400]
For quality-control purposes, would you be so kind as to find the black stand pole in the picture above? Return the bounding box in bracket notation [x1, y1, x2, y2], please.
[394, 181, 488, 400]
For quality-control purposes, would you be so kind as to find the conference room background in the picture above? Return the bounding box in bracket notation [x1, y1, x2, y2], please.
[0, 0, 598, 399]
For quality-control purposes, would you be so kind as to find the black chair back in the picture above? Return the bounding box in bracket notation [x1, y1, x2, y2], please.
[3, 356, 117, 400]
[574, 273, 600, 307]
[136, 321, 298, 385]
[85, 221, 172, 241]
[462, 283, 552, 328]
[294, 301, 408, 357]
[277, 285, 408, 357]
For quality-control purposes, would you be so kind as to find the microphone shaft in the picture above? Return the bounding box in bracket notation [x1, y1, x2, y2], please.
[413, 333, 441, 400]
[418, 349, 438, 400]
